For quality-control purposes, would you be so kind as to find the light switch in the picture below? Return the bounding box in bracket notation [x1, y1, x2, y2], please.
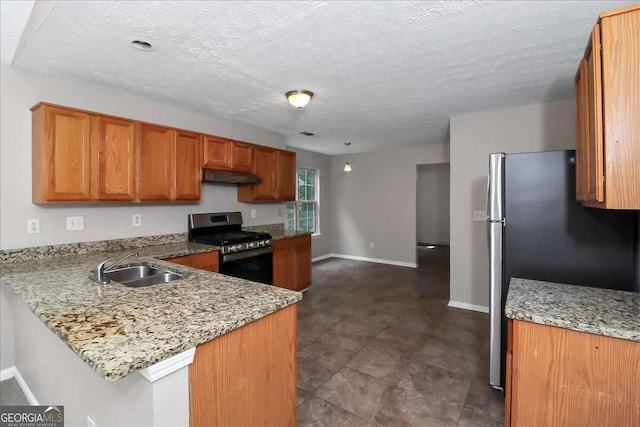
[66, 216, 84, 231]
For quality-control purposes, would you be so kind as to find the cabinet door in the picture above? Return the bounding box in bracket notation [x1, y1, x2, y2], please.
[139, 124, 174, 201]
[92, 116, 136, 201]
[175, 130, 201, 200]
[292, 235, 311, 291]
[600, 9, 640, 209]
[252, 146, 278, 200]
[231, 141, 253, 172]
[277, 150, 297, 201]
[34, 105, 91, 202]
[574, 59, 590, 202]
[273, 239, 294, 289]
[203, 135, 232, 169]
[585, 25, 605, 203]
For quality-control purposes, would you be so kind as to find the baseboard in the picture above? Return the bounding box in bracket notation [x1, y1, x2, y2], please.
[311, 254, 333, 263]
[0, 366, 16, 381]
[448, 300, 490, 314]
[0, 365, 39, 405]
[331, 254, 417, 268]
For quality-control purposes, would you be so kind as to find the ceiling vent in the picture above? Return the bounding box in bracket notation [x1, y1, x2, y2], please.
[298, 131, 316, 137]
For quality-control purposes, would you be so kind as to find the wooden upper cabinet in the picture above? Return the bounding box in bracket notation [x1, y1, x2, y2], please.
[174, 130, 201, 200]
[32, 104, 92, 203]
[277, 150, 296, 201]
[584, 24, 605, 203]
[237, 148, 297, 202]
[92, 116, 137, 201]
[203, 135, 232, 169]
[238, 146, 277, 201]
[575, 5, 640, 209]
[231, 141, 253, 172]
[139, 124, 174, 201]
[574, 59, 589, 201]
[203, 136, 254, 172]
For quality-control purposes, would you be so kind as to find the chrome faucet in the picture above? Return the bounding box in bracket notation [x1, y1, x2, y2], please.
[94, 252, 138, 284]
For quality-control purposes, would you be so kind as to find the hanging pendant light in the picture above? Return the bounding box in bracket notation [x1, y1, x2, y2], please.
[344, 142, 352, 172]
[285, 90, 314, 108]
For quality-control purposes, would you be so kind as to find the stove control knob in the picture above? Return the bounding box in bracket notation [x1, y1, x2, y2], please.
[247, 242, 255, 249]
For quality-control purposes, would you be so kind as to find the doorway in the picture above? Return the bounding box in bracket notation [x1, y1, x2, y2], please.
[416, 163, 450, 266]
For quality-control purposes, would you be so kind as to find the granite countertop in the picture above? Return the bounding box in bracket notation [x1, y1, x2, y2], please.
[505, 278, 640, 342]
[1, 242, 302, 381]
[243, 223, 312, 240]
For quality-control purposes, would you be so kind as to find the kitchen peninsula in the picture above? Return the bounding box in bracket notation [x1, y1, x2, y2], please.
[1, 236, 302, 426]
[504, 278, 639, 427]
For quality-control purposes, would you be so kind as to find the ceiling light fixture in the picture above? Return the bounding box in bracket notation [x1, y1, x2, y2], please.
[130, 39, 157, 52]
[344, 143, 353, 172]
[286, 90, 313, 108]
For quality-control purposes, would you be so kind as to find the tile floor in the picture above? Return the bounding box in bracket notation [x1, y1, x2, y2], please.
[296, 245, 504, 426]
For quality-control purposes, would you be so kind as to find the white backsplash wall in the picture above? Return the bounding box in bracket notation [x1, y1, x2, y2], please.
[0, 66, 287, 250]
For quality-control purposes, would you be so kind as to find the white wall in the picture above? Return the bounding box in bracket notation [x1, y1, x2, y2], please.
[416, 164, 450, 245]
[0, 66, 287, 251]
[331, 144, 449, 266]
[449, 100, 575, 310]
[286, 146, 332, 259]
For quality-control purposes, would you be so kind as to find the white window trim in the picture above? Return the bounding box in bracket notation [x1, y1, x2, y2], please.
[288, 167, 320, 235]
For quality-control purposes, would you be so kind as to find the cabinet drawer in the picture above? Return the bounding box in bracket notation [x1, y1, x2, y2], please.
[166, 251, 219, 272]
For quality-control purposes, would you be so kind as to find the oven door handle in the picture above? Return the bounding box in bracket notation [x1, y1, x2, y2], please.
[222, 247, 273, 263]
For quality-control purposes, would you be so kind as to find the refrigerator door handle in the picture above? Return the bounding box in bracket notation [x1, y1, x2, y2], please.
[488, 153, 505, 221]
[489, 221, 503, 389]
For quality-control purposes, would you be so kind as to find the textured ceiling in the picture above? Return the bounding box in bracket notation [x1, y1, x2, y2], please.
[7, 1, 636, 154]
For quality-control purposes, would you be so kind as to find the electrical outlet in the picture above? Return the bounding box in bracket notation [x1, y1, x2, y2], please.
[27, 218, 40, 234]
[277, 207, 282, 217]
[251, 209, 257, 219]
[369, 242, 375, 249]
[132, 214, 142, 227]
[473, 211, 488, 222]
[66, 216, 84, 231]
[87, 415, 96, 427]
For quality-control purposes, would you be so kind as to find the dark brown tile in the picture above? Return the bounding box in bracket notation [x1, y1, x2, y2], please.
[330, 318, 386, 339]
[373, 388, 459, 427]
[304, 332, 365, 365]
[298, 387, 310, 406]
[431, 322, 487, 350]
[346, 342, 416, 382]
[463, 379, 505, 422]
[374, 326, 430, 353]
[297, 351, 342, 392]
[297, 397, 367, 427]
[417, 335, 486, 378]
[315, 367, 391, 420]
[458, 407, 503, 427]
[397, 361, 470, 405]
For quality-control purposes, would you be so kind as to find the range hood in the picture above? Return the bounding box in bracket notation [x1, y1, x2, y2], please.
[202, 169, 262, 184]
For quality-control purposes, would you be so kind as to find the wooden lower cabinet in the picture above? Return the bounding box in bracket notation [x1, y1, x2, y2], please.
[189, 304, 297, 427]
[165, 251, 219, 272]
[505, 319, 640, 427]
[273, 235, 311, 291]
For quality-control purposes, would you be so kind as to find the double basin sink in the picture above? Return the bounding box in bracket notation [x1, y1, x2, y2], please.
[101, 263, 183, 287]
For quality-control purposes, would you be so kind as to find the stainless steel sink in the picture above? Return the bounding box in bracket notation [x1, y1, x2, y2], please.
[103, 263, 183, 287]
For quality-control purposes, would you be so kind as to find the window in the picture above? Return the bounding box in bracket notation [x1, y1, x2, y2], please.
[287, 168, 319, 233]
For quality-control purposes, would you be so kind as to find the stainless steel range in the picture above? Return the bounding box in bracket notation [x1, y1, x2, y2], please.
[188, 212, 273, 285]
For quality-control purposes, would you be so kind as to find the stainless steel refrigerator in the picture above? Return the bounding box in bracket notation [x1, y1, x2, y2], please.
[487, 150, 638, 390]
